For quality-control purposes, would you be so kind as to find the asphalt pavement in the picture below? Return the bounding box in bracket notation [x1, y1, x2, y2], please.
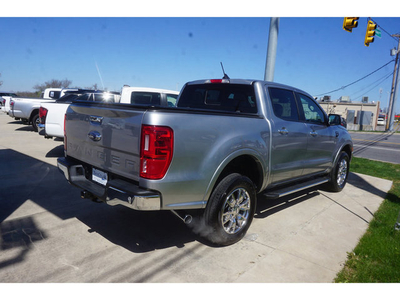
[351, 124, 400, 164]
[0, 113, 393, 283]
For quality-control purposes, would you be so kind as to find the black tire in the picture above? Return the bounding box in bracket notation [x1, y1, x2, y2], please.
[31, 113, 39, 132]
[202, 173, 257, 246]
[326, 151, 350, 192]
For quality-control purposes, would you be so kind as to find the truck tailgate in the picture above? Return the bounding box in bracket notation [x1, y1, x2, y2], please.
[65, 103, 145, 182]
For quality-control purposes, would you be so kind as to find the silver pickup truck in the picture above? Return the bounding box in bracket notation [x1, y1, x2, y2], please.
[58, 78, 353, 246]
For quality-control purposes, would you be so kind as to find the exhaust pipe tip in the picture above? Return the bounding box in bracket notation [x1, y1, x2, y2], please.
[81, 190, 92, 199]
[184, 215, 193, 224]
[171, 210, 193, 224]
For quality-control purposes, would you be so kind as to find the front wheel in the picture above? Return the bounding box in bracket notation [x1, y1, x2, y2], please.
[202, 173, 257, 246]
[326, 151, 350, 192]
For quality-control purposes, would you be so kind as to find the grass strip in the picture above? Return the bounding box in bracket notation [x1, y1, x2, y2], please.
[335, 157, 400, 282]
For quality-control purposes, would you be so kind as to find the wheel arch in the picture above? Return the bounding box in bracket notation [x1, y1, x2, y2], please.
[203, 150, 265, 208]
[341, 143, 353, 161]
[29, 108, 39, 123]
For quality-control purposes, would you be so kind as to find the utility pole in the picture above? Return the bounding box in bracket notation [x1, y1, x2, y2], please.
[264, 17, 280, 82]
[386, 34, 400, 131]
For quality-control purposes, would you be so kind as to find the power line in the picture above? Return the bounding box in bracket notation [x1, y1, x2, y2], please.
[369, 17, 400, 42]
[351, 71, 394, 101]
[315, 59, 395, 96]
[349, 70, 394, 97]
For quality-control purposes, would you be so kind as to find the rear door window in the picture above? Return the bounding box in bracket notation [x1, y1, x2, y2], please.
[268, 88, 300, 121]
[93, 93, 116, 103]
[75, 94, 93, 101]
[167, 94, 178, 107]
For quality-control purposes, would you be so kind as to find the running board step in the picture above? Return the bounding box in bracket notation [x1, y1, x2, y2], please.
[263, 178, 329, 199]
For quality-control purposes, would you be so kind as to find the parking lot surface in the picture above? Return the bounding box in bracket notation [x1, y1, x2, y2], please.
[0, 113, 393, 283]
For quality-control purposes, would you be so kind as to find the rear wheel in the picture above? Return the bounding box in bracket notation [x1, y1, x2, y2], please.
[326, 151, 350, 192]
[31, 113, 40, 132]
[202, 173, 256, 246]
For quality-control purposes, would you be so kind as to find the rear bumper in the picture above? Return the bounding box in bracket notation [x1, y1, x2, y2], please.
[57, 157, 161, 211]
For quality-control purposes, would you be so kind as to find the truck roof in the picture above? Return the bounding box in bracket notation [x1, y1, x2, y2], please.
[185, 79, 313, 99]
[121, 86, 179, 95]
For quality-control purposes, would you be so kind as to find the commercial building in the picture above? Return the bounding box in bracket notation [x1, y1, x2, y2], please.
[318, 100, 381, 131]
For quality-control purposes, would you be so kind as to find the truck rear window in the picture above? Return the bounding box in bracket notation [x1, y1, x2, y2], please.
[177, 84, 257, 114]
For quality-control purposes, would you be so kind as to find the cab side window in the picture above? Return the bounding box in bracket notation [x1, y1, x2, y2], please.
[76, 94, 92, 101]
[131, 92, 161, 106]
[268, 88, 299, 121]
[297, 93, 325, 124]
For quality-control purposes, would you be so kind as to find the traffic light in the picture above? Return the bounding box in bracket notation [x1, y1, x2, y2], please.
[343, 17, 359, 32]
[364, 20, 377, 47]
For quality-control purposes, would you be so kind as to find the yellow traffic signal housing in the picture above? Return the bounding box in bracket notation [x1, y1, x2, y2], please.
[343, 17, 359, 32]
[364, 20, 377, 46]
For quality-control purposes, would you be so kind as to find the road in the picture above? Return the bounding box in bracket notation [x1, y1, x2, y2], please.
[0, 113, 393, 284]
[350, 122, 400, 165]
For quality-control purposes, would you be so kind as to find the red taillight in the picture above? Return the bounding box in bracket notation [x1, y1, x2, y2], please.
[10, 100, 15, 108]
[39, 107, 48, 124]
[140, 125, 174, 180]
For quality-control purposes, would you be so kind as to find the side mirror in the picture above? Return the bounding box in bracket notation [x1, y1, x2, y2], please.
[328, 114, 341, 126]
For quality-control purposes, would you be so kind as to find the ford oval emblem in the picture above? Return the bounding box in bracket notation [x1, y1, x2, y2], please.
[88, 131, 102, 141]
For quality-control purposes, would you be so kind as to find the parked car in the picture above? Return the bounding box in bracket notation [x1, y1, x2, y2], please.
[377, 117, 385, 126]
[58, 78, 353, 246]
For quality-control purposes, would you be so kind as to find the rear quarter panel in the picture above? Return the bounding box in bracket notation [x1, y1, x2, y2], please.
[140, 110, 270, 209]
[43, 102, 70, 138]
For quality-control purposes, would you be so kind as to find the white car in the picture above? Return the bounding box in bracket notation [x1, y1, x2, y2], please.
[377, 117, 385, 126]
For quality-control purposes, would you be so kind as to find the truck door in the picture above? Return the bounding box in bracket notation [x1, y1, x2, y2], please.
[268, 87, 308, 183]
[295, 93, 336, 175]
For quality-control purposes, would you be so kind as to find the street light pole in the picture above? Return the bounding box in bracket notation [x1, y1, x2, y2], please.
[386, 35, 400, 131]
[264, 17, 280, 82]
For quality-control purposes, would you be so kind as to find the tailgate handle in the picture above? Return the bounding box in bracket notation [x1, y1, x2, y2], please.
[88, 131, 102, 142]
[90, 115, 103, 124]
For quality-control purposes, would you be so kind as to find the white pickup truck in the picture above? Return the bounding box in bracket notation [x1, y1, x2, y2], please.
[8, 88, 69, 131]
[39, 90, 121, 139]
[39, 87, 179, 139]
[1, 92, 18, 114]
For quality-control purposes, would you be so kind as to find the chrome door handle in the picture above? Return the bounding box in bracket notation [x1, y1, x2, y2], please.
[310, 131, 318, 137]
[278, 128, 289, 135]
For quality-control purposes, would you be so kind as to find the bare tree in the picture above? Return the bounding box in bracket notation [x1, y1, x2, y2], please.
[33, 79, 72, 92]
[0, 73, 3, 87]
[85, 83, 100, 90]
